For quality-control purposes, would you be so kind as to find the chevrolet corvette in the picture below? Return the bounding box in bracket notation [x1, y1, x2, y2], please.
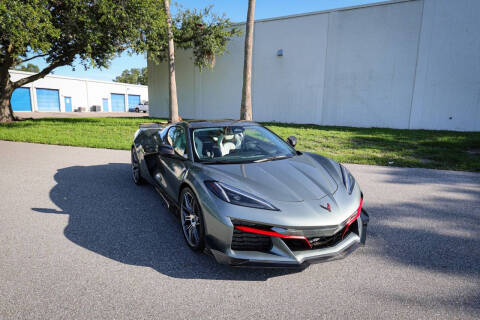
[131, 120, 369, 267]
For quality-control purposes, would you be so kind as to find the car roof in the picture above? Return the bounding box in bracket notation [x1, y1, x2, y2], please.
[180, 119, 260, 129]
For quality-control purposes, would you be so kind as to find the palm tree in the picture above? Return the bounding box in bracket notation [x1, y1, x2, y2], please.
[240, 0, 255, 120]
[163, 0, 180, 123]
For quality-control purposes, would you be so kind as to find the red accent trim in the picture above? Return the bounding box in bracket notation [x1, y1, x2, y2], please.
[235, 226, 312, 249]
[342, 197, 363, 239]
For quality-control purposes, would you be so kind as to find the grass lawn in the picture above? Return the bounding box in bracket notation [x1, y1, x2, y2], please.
[1, 117, 479, 172]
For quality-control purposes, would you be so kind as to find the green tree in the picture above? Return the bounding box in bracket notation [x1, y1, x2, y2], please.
[240, 0, 256, 121]
[114, 68, 147, 85]
[138, 67, 148, 86]
[14, 63, 40, 73]
[0, 0, 164, 122]
[1, 0, 238, 123]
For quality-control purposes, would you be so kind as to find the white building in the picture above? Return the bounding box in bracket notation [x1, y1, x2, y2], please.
[148, 0, 480, 131]
[9, 70, 148, 113]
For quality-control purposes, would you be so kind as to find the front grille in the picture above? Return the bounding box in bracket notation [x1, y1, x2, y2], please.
[231, 219, 359, 252]
[231, 222, 272, 252]
[308, 229, 345, 249]
[283, 228, 345, 251]
[284, 221, 358, 252]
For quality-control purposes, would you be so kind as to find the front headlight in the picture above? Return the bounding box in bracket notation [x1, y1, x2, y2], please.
[204, 181, 279, 211]
[340, 164, 355, 194]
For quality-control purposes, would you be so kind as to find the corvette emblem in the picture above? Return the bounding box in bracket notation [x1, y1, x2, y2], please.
[320, 203, 331, 212]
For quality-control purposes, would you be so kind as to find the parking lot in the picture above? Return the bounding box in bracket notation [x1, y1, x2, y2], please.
[0, 141, 479, 319]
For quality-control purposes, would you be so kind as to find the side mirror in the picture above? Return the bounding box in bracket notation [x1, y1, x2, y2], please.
[287, 136, 297, 148]
[158, 144, 175, 156]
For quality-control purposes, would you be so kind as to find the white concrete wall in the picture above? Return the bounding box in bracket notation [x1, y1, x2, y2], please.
[9, 70, 148, 112]
[252, 13, 329, 124]
[410, 0, 480, 131]
[149, 0, 480, 131]
[322, 0, 423, 128]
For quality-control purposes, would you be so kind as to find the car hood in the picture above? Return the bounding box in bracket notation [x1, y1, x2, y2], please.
[199, 154, 338, 202]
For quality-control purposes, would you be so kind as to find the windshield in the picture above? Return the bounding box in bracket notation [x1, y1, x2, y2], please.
[192, 125, 296, 163]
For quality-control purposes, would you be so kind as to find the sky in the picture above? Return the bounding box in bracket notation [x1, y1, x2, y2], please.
[35, 0, 383, 81]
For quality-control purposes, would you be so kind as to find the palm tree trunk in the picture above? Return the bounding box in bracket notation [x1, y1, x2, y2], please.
[240, 0, 255, 121]
[163, 0, 180, 123]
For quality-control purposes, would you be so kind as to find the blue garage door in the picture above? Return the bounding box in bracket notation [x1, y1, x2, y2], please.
[11, 87, 32, 112]
[111, 93, 125, 112]
[128, 95, 141, 109]
[102, 98, 109, 112]
[36, 88, 60, 112]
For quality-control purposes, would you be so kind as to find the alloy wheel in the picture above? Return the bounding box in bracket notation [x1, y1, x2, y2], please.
[181, 191, 202, 248]
[131, 148, 141, 184]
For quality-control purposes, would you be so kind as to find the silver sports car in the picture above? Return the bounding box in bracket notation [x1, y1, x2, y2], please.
[131, 120, 369, 267]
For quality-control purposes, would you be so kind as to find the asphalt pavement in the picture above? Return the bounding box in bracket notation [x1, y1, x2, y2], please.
[0, 141, 479, 319]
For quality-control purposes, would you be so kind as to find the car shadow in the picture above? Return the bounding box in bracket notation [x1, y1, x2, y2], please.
[33, 163, 299, 281]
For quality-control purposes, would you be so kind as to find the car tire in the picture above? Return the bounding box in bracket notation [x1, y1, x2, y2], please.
[179, 187, 205, 251]
[135, 108, 139, 113]
[131, 147, 145, 185]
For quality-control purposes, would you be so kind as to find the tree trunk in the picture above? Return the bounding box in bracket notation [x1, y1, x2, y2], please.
[0, 67, 15, 123]
[240, 0, 256, 121]
[0, 91, 15, 123]
[163, 0, 180, 123]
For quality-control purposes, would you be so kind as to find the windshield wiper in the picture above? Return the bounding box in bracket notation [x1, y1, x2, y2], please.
[201, 155, 293, 164]
[202, 160, 249, 164]
[253, 155, 292, 163]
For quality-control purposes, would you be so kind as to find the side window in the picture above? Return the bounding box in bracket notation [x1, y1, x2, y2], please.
[167, 126, 188, 158]
[159, 127, 169, 143]
[167, 126, 176, 146]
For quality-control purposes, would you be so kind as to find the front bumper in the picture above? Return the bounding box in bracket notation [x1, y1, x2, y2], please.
[207, 209, 369, 268]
